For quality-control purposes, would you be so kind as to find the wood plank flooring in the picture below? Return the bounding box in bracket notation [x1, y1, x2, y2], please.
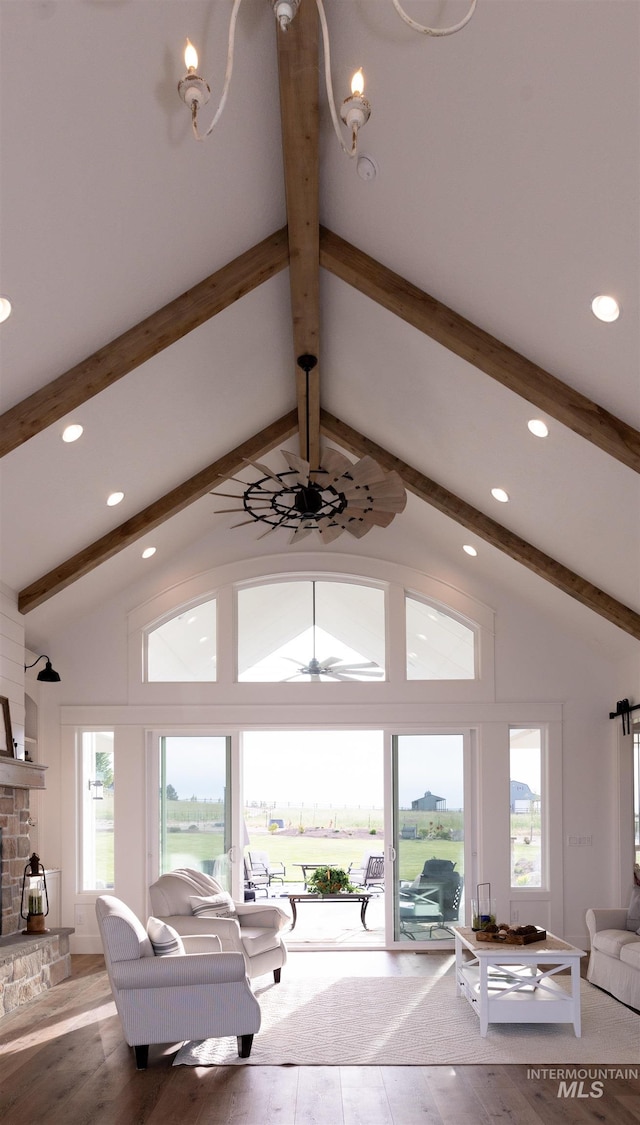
[0, 952, 637, 1125]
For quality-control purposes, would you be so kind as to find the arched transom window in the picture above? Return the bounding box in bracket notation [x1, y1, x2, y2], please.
[141, 571, 481, 685]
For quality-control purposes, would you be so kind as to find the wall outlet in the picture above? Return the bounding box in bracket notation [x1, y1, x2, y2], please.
[510, 908, 519, 924]
[75, 906, 86, 927]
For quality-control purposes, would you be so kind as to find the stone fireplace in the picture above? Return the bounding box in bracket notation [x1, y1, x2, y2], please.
[0, 770, 73, 1018]
[0, 783, 31, 937]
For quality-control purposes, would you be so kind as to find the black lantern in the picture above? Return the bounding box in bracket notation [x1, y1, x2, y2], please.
[20, 853, 49, 934]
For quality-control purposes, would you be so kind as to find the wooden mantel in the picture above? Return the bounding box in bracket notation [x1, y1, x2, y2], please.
[0, 759, 47, 789]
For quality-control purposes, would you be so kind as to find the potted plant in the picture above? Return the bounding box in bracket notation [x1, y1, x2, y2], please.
[307, 866, 354, 895]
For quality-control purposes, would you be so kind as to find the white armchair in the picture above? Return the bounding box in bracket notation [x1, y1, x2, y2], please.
[148, 868, 289, 983]
[96, 894, 260, 1069]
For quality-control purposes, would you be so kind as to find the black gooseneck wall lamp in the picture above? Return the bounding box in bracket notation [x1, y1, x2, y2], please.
[24, 655, 61, 682]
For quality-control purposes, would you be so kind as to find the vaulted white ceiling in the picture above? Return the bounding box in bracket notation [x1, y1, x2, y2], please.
[1, 0, 638, 658]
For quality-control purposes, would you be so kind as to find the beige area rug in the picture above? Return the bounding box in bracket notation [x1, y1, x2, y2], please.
[173, 966, 639, 1066]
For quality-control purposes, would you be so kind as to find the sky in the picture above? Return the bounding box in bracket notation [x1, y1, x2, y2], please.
[161, 730, 496, 809]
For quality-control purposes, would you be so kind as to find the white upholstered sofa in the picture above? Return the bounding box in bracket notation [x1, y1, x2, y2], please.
[149, 868, 289, 983]
[586, 907, 640, 1011]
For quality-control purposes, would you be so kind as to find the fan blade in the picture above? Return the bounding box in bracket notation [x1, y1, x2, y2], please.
[316, 521, 345, 544]
[210, 490, 246, 499]
[341, 514, 376, 538]
[344, 493, 407, 513]
[355, 509, 396, 528]
[314, 447, 354, 483]
[255, 511, 292, 539]
[288, 524, 313, 545]
[281, 449, 311, 484]
[322, 660, 380, 670]
[282, 657, 307, 667]
[244, 459, 283, 484]
[341, 668, 385, 678]
[318, 656, 343, 668]
[228, 517, 261, 528]
[212, 507, 246, 514]
[349, 456, 389, 485]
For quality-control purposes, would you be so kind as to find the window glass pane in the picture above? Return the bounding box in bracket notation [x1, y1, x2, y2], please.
[147, 598, 216, 681]
[159, 736, 230, 889]
[406, 596, 475, 679]
[510, 728, 542, 888]
[238, 580, 385, 681]
[81, 732, 114, 891]
[394, 734, 466, 942]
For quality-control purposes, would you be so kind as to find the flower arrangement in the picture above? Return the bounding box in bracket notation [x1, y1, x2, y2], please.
[307, 866, 355, 895]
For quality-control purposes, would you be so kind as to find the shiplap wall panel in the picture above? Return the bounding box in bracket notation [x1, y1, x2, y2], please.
[0, 587, 25, 735]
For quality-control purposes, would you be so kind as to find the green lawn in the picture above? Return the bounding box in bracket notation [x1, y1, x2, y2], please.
[97, 801, 545, 888]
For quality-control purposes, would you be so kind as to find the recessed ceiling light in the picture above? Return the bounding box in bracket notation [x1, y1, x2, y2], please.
[62, 423, 83, 443]
[527, 419, 548, 438]
[199, 636, 209, 643]
[107, 491, 124, 506]
[0, 297, 12, 323]
[591, 294, 620, 322]
[491, 487, 509, 503]
[141, 547, 156, 559]
[463, 544, 477, 556]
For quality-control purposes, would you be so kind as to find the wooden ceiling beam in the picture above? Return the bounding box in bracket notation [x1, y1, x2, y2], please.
[320, 228, 640, 475]
[0, 228, 290, 459]
[276, 0, 321, 468]
[321, 409, 640, 640]
[18, 410, 298, 614]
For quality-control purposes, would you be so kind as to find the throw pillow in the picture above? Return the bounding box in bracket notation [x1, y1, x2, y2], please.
[626, 885, 640, 931]
[147, 916, 185, 956]
[190, 892, 236, 919]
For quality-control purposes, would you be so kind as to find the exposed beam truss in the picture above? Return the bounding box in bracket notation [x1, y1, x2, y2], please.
[0, 229, 290, 459]
[276, 0, 321, 468]
[18, 411, 298, 614]
[320, 227, 640, 475]
[321, 410, 640, 641]
[20, 402, 640, 641]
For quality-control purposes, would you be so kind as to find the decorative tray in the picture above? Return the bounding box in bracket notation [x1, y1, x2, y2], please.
[475, 926, 547, 945]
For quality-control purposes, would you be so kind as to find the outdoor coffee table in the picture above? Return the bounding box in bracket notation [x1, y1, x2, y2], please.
[286, 892, 372, 931]
[452, 925, 587, 1037]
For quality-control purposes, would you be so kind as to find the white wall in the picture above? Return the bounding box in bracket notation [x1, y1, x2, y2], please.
[27, 525, 633, 952]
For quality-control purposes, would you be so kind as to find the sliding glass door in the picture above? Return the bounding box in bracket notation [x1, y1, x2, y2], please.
[158, 735, 232, 890]
[392, 733, 468, 944]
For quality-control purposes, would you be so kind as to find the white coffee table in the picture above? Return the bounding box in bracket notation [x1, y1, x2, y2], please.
[452, 925, 587, 1037]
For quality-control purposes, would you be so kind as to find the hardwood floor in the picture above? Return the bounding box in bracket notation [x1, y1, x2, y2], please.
[0, 952, 638, 1125]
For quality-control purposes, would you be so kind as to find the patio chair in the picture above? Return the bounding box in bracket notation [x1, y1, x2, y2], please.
[248, 850, 287, 887]
[399, 860, 464, 939]
[244, 855, 270, 898]
[351, 854, 385, 893]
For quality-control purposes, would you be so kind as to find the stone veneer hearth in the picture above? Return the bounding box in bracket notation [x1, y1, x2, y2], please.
[0, 929, 73, 1016]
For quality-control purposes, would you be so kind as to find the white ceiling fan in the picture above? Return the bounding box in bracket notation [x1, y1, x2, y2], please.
[281, 581, 384, 681]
